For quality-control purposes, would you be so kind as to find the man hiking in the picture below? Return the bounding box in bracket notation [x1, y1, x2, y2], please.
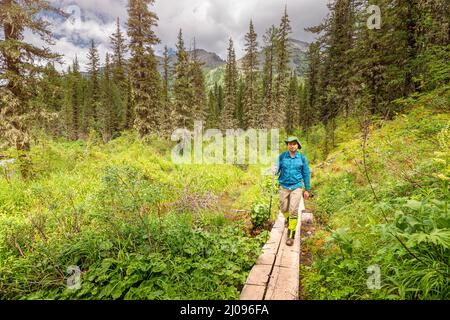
[273, 136, 311, 246]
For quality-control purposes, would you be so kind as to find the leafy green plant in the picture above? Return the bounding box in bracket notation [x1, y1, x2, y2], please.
[0, 133, 269, 300]
[250, 201, 270, 228]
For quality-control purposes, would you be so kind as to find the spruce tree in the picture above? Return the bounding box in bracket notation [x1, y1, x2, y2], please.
[100, 53, 122, 142]
[160, 45, 173, 137]
[109, 17, 128, 130]
[297, 82, 306, 129]
[33, 63, 65, 136]
[87, 39, 101, 129]
[101, 53, 113, 142]
[318, 0, 355, 149]
[221, 38, 238, 130]
[274, 7, 292, 128]
[0, 0, 65, 177]
[189, 39, 207, 122]
[236, 78, 245, 128]
[351, 0, 414, 118]
[303, 42, 321, 131]
[173, 29, 193, 129]
[124, 75, 135, 130]
[285, 71, 299, 134]
[414, 0, 450, 91]
[63, 58, 85, 141]
[207, 82, 224, 128]
[127, 0, 161, 137]
[206, 89, 218, 128]
[243, 20, 260, 129]
[261, 25, 278, 128]
[162, 46, 171, 106]
[110, 17, 128, 87]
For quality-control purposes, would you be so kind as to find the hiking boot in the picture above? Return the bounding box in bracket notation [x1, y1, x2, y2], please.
[286, 237, 294, 246]
[286, 231, 295, 246]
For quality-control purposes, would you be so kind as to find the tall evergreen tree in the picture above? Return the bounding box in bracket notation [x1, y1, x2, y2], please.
[100, 53, 122, 142]
[206, 88, 218, 128]
[124, 75, 135, 130]
[127, 0, 161, 137]
[162, 46, 171, 106]
[87, 39, 101, 129]
[110, 17, 128, 86]
[351, 0, 415, 118]
[274, 7, 292, 128]
[261, 25, 278, 128]
[101, 53, 113, 142]
[159, 45, 173, 137]
[318, 0, 355, 150]
[302, 42, 321, 131]
[236, 78, 245, 128]
[413, 0, 450, 91]
[216, 83, 224, 116]
[63, 58, 85, 141]
[0, 0, 65, 177]
[173, 29, 193, 129]
[189, 39, 207, 122]
[33, 62, 65, 136]
[207, 82, 224, 128]
[285, 71, 299, 134]
[221, 38, 238, 130]
[243, 20, 260, 129]
[109, 17, 128, 130]
[297, 82, 306, 129]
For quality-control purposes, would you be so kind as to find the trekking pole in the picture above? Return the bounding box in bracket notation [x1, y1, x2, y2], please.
[268, 166, 276, 218]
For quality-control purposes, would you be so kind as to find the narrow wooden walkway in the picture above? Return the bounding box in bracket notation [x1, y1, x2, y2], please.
[240, 197, 308, 300]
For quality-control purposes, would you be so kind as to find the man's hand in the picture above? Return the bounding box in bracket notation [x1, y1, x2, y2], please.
[271, 165, 278, 175]
[303, 191, 310, 200]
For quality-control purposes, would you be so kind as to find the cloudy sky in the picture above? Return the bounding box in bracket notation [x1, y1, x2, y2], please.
[25, 0, 330, 72]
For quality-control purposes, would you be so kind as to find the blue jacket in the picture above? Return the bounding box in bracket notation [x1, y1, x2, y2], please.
[276, 151, 311, 191]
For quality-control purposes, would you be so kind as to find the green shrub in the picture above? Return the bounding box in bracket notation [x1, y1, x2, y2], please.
[250, 201, 270, 228]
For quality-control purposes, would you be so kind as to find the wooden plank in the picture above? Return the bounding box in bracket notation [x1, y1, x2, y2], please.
[265, 266, 299, 300]
[240, 284, 266, 300]
[244, 264, 272, 286]
[256, 251, 277, 266]
[240, 194, 311, 301]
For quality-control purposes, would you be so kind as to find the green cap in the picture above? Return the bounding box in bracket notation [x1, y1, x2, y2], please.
[284, 136, 302, 149]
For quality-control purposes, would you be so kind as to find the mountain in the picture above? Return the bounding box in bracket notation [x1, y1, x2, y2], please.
[80, 48, 225, 78]
[155, 38, 309, 77]
[236, 38, 309, 76]
[80, 39, 309, 87]
[202, 38, 310, 89]
[288, 38, 309, 76]
[155, 48, 226, 73]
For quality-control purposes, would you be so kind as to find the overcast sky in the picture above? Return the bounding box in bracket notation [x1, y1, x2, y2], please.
[25, 0, 330, 72]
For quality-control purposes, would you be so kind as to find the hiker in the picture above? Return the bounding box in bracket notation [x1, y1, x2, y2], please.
[272, 136, 311, 246]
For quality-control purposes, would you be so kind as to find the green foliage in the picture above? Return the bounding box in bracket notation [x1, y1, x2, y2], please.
[250, 201, 270, 228]
[0, 134, 267, 300]
[21, 222, 266, 300]
[205, 67, 225, 91]
[301, 90, 450, 300]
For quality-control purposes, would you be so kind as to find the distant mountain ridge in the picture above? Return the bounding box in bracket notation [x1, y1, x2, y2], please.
[80, 38, 309, 83]
[236, 38, 309, 76]
[156, 48, 226, 73]
[155, 38, 309, 75]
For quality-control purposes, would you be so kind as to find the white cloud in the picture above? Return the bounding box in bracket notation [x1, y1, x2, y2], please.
[24, 0, 330, 71]
[154, 0, 330, 59]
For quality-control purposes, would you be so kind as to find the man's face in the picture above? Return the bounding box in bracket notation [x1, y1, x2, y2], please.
[287, 142, 299, 153]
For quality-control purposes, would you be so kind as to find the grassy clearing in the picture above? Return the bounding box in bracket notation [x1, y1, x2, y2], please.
[0, 131, 275, 299]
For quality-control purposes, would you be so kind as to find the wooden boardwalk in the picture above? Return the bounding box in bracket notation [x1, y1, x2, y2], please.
[240, 197, 309, 300]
